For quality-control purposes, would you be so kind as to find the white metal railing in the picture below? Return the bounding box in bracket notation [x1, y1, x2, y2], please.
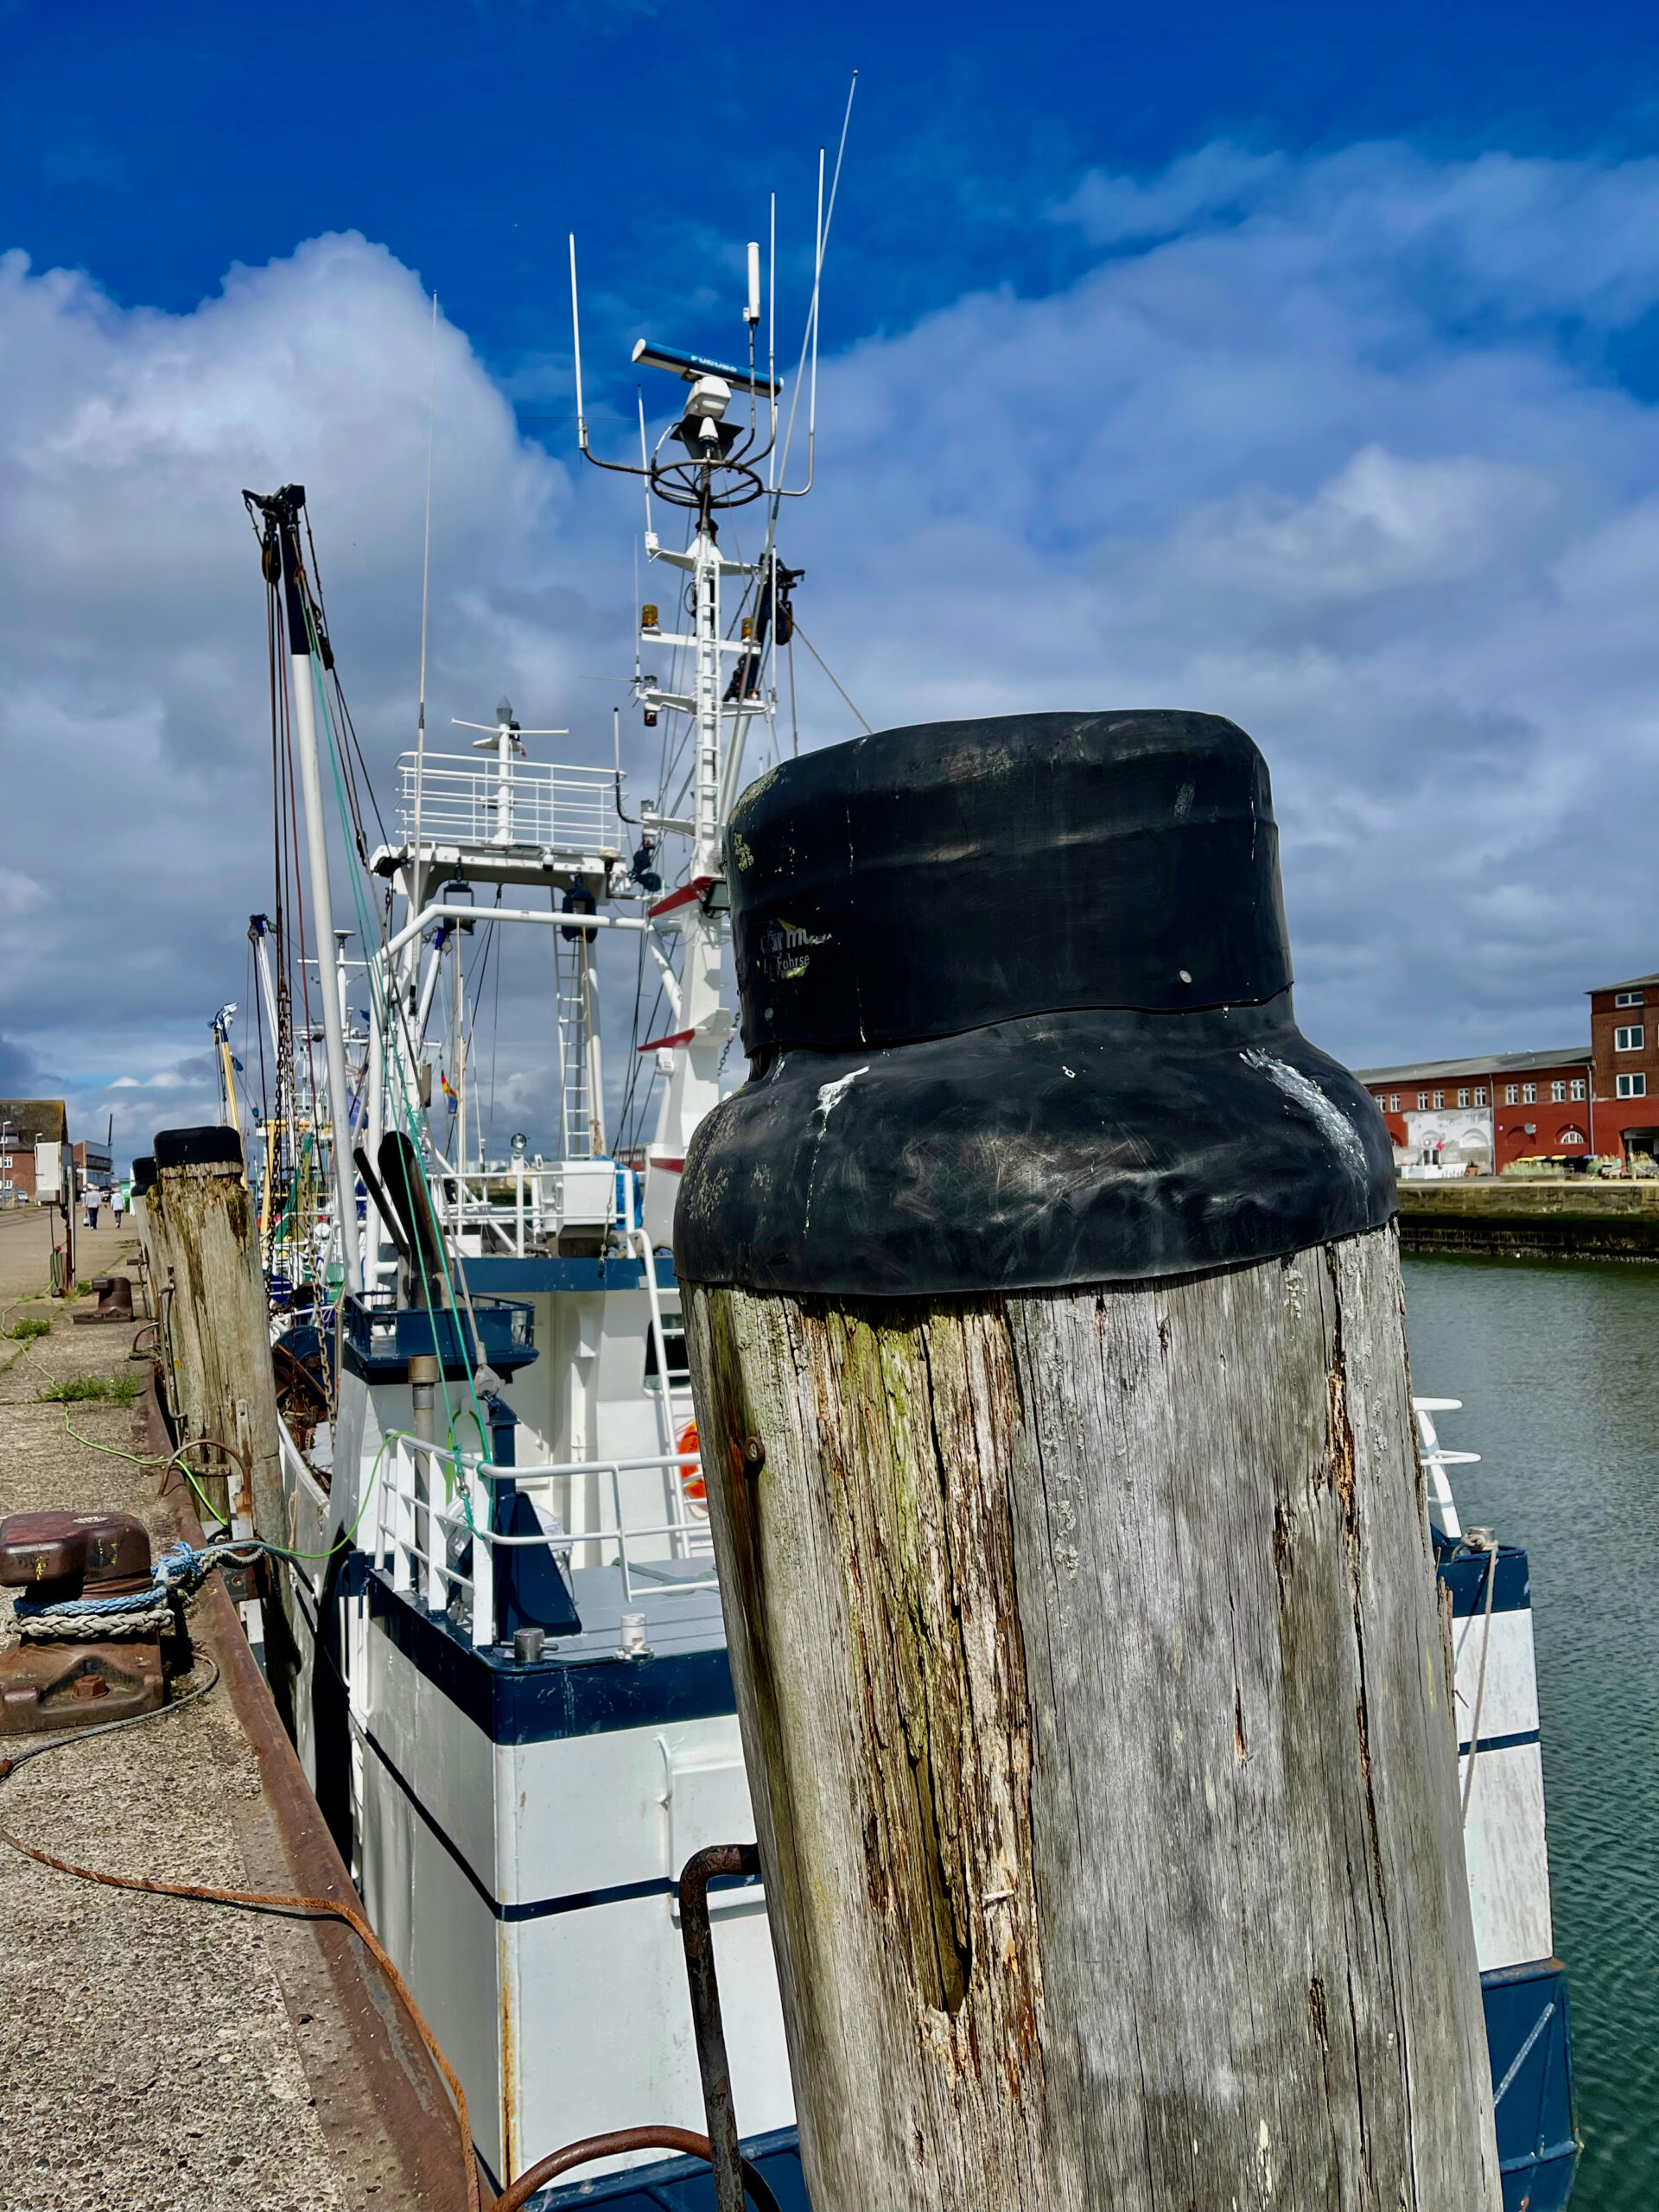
[423, 1157, 630, 1259]
[396, 752, 621, 854]
[375, 1433, 713, 1649]
[1414, 1397, 1479, 1541]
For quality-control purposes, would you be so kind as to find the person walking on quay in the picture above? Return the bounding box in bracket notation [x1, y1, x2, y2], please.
[84, 1188, 100, 1231]
[110, 1185, 126, 1227]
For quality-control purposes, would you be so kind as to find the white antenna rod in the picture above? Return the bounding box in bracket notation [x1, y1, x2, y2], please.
[810, 149, 824, 448]
[746, 241, 761, 324]
[637, 386, 652, 538]
[569, 234, 588, 452]
[410, 291, 439, 925]
[768, 193, 777, 488]
[810, 74, 857, 454]
[774, 72, 857, 498]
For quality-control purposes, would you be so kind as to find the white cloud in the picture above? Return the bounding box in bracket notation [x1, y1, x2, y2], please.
[11, 143, 1659, 1161]
[1052, 143, 1286, 245]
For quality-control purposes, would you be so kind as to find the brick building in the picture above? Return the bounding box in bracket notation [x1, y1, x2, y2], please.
[0, 1100, 68, 1205]
[1587, 971, 1659, 1160]
[1358, 964, 1659, 1174]
[1357, 1050, 1593, 1175]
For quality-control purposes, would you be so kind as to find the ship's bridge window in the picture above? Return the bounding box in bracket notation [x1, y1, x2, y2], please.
[645, 1317, 690, 1385]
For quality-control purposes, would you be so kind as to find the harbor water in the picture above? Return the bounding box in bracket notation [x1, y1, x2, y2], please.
[1402, 1252, 1659, 2208]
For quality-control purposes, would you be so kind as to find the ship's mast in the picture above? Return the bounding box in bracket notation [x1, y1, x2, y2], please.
[569, 209, 821, 1230]
[268, 486, 361, 1292]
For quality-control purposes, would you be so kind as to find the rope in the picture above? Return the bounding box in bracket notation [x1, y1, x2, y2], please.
[1460, 1527, 1501, 1825]
[17, 1599, 175, 1643]
[14, 1539, 257, 1642]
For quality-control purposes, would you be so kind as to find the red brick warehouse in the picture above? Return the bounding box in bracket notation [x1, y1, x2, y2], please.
[1357, 968, 1659, 1173]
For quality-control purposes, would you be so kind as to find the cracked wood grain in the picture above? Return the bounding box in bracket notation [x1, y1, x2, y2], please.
[684, 1226, 1501, 2211]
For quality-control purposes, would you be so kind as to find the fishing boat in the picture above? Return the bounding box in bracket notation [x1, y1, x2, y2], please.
[230, 170, 844, 2207]
[1415, 1399, 1580, 2209]
[214, 184, 1579, 2208]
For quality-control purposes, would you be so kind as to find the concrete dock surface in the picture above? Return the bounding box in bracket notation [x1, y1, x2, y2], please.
[0, 1207, 469, 2211]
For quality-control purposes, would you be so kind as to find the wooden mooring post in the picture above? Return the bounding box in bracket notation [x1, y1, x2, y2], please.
[677, 711, 1502, 2211]
[142, 1126, 283, 1546]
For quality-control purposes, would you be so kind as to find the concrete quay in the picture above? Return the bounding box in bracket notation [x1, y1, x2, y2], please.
[0, 1207, 470, 2212]
[1397, 1175, 1659, 1259]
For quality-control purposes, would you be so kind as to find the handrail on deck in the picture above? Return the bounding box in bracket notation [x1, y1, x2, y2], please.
[374, 1432, 712, 1648]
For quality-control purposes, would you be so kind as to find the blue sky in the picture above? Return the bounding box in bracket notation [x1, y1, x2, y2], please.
[9, 0, 1659, 1158]
[11, 0, 1659, 391]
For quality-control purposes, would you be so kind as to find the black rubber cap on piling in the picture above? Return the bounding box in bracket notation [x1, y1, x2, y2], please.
[676, 710, 1395, 1295]
[130, 1156, 156, 1193]
[154, 1126, 245, 1171]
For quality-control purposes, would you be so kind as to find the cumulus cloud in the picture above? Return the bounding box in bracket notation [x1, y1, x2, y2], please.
[791, 142, 1659, 1062]
[10, 142, 1659, 1165]
[0, 232, 601, 1156]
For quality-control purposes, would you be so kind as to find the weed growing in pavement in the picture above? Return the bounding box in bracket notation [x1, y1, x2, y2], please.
[5, 1318, 51, 1341]
[36, 1373, 142, 1407]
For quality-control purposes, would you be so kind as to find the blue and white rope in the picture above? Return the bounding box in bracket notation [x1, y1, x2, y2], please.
[11, 1541, 259, 1643]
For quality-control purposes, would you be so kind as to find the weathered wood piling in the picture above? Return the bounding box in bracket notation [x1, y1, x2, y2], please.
[677, 711, 1502, 2211]
[139, 1127, 283, 1545]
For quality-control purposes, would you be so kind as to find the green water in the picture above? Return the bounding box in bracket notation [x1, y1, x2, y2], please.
[1402, 1253, 1659, 2207]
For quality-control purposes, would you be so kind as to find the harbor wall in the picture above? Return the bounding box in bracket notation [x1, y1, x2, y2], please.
[1397, 1178, 1659, 1258]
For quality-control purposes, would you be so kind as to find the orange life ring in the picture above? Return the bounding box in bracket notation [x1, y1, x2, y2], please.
[677, 1421, 705, 1504]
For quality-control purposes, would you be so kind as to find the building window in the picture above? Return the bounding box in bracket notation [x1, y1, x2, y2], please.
[1431, 1090, 1444, 1109]
[1560, 1127, 1586, 1145]
[1617, 991, 1645, 1007]
[1388, 1093, 1400, 1112]
[1615, 1025, 1644, 1052]
[1522, 1083, 1537, 1103]
[1417, 1090, 1429, 1110]
[1457, 1088, 1470, 1108]
[1571, 1078, 1586, 1101]
[1504, 1084, 1520, 1104]
[1618, 1072, 1648, 1098]
[1474, 1087, 1487, 1106]
[1552, 1080, 1567, 1103]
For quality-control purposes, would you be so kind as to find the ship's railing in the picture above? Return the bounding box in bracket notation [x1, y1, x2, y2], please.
[426, 1158, 637, 1260]
[1414, 1397, 1478, 1541]
[374, 1433, 712, 1649]
[395, 751, 622, 854]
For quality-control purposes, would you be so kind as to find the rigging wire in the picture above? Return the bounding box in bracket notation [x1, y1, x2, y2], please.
[791, 621, 871, 736]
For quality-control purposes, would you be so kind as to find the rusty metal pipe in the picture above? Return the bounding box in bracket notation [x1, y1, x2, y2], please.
[678, 1841, 762, 2212]
[491, 2124, 783, 2212]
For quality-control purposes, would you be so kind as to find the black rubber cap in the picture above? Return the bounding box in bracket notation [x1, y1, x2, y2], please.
[130, 1156, 156, 1193]
[727, 709, 1291, 1059]
[677, 711, 1395, 1296]
[153, 1126, 245, 1171]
